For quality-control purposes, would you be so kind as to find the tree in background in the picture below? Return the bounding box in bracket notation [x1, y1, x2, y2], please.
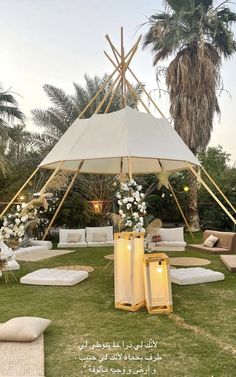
[143, 0, 236, 231]
[198, 146, 236, 230]
[0, 85, 24, 175]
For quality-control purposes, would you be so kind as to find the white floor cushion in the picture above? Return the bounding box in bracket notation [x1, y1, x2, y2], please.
[2, 260, 20, 271]
[170, 267, 225, 285]
[15, 245, 48, 256]
[20, 268, 89, 286]
[57, 242, 87, 248]
[87, 241, 114, 247]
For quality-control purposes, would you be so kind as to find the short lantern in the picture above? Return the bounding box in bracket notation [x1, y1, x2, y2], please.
[143, 253, 173, 314]
[114, 232, 145, 311]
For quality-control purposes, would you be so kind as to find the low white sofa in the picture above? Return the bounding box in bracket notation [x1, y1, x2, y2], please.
[57, 226, 114, 248]
[149, 227, 186, 252]
[14, 239, 53, 257]
[57, 228, 87, 248]
[86, 226, 114, 247]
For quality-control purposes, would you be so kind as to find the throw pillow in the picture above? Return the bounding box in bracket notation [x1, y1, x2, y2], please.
[0, 316, 51, 342]
[92, 232, 107, 242]
[203, 235, 219, 248]
[67, 232, 81, 243]
[151, 235, 161, 243]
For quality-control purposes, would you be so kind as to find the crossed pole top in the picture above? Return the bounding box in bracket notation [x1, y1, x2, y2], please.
[77, 27, 165, 119]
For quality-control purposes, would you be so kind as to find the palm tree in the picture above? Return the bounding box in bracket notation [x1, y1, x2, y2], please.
[143, 0, 236, 230]
[31, 74, 142, 150]
[0, 85, 24, 175]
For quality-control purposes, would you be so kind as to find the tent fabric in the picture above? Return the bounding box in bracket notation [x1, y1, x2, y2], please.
[39, 106, 200, 174]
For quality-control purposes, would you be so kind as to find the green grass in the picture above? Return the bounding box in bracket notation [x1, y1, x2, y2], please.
[1, 235, 236, 377]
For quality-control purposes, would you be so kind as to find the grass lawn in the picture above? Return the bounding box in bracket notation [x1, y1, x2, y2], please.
[1, 232, 236, 377]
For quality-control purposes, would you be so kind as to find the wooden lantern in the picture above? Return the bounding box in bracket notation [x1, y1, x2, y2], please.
[143, 253, 173, 314]
[114, 232, 145, 312]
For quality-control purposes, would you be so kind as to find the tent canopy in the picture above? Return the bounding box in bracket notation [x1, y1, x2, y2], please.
[39, 106, 200, 174]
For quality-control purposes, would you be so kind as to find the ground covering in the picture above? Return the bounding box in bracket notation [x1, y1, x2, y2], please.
[0, 233, 235, 377]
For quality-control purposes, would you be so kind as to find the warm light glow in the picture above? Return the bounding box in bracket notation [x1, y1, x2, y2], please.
[157, 260, 163, 273]
[19, 195, 25, 201]
[183, 186, 189, 192]
[127, 244, 131, 250]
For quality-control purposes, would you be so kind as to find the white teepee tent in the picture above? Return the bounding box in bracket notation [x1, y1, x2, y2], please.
[39, 106, 200, 174]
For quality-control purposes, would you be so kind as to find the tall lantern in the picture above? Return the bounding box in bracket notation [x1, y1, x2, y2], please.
[114, 232, 145, 311]
[143, 253, 173, 314]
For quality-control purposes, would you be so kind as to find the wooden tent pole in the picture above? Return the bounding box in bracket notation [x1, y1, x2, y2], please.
[0, 166, 40, 219]
[104, 76, 123, 113]
[104, 50, 150, 113]
[125, 78, 151, 113]
[93, 73, 121, 114]
[79, 37, 140, 119]
[105, 34, 165, 117]
[39, 161, 64, 195]
[98, 44, 139, 114]
[188, 165, 236, 225]
[120, 27, 127, 107]
[128, 157, 133, 180]
[201, 166, 236, 213]
[42, 161, 84, 240]
[78, 69, 120, 119]
[168, 182, 194, 240]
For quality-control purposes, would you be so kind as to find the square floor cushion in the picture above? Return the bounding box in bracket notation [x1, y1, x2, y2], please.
[20, 268, 89, 286]
[220, 255, 236, 272]
[0, 316, 51, 342]
[170, 267, 225, 285]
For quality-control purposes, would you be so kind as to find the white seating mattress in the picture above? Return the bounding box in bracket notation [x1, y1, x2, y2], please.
[57, 242, 87, 248]
[20, 268, 89, 286]
[170, 267, 225, 285]
[87, 241, 114, 247]
[3, 260, 20, 271]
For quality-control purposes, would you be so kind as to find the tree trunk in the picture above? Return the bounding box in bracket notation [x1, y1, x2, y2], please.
[187, 171, 200, 232]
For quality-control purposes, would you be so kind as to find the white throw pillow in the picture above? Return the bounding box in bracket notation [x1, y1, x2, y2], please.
[86, 226, 113, 242]
[92, 232, 107, 242]
[67, 232, 81, 243]
[0, 316, 51, 342]
[158, 227, 184, 242]
[59, 228, 86, 243]
[203, 235, 218, 248]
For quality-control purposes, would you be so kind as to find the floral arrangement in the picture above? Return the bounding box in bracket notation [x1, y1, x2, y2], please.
[0, 241, 14, 264]
[0, 203, 38, 247]
[115, 179, 147, 232]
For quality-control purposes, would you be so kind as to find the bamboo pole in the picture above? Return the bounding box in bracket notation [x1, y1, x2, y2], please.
[125, 78, 151, 113]
[42, 161, 84, 240]
[120, 27, 126, 108]
[39, 161, 64, 195]
[79, 35, 140, 119]
[0, 166, 40, 219]
[100, 43, 139, 114]
[128, 157, 133, 180]
[105, 34, 165, 117]
[93, 73, 121, 114]
[188, 165, 236, 225]
[168, 182, 194, 240]
[201, 166, 236, 213]
[104, 75, 123, 113]
[78, 68, 120, 119]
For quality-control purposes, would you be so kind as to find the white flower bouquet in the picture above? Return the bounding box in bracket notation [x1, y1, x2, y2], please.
[0, 204, 38, 248]
[116, 179, 147, 232]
